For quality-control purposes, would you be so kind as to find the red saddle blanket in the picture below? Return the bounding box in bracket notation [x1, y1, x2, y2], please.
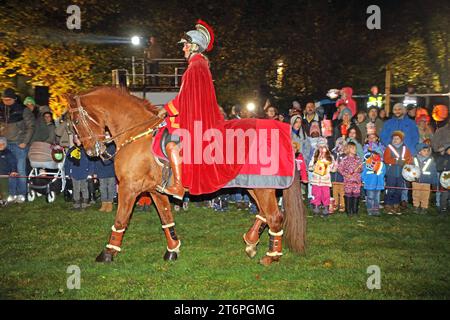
[152, 118, 295, 195]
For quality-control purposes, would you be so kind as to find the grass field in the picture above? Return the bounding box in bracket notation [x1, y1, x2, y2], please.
[0, 197, 449, 300]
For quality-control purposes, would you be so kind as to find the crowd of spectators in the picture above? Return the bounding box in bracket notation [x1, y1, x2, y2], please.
[1, 85, 449, 217]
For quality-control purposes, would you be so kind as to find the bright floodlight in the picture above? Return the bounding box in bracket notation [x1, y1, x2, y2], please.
[131, 36, 141, 46]
[246, 102, 256, 111]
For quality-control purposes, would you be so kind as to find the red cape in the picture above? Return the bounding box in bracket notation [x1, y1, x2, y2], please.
[171, 54, 293, 194]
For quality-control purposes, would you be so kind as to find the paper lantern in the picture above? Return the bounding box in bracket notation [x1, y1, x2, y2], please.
[440, 171, 450, 189]
[402, 164, 421, 182]
[432, 104, 449, 122]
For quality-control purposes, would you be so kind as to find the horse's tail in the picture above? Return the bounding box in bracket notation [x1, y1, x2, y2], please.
[282, 169, 306, 254]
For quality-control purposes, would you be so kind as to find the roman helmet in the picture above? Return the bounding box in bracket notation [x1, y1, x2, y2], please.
[179, 19, 215, 54]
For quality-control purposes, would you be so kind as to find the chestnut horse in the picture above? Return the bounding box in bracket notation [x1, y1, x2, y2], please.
[65, 87, 306, 266]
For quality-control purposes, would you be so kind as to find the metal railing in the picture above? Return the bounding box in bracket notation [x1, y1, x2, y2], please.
[112, 57, 187, 90]
[352, 92, 450, 111]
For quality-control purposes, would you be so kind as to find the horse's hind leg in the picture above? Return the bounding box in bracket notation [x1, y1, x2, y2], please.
[247, 189, 283, 266]
[243, 189, 267, 258]
[96, 186, 138, 263]
[150, 192, 181, 261]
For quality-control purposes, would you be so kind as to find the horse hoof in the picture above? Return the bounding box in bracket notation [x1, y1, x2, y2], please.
[95, 250, 114, 263]
[259, 255, 280, 266]
[164, 250, 178, 261]
[245, 245, 257, 259]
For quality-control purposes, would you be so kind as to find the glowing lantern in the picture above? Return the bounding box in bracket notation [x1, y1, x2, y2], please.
[432, 104, 449, 122]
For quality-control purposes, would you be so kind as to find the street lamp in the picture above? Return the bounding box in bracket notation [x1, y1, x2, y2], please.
[131, 36, 141, 46]
[246, 102, 256, 112]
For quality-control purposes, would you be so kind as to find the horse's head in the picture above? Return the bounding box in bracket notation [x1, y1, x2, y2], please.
[65, 93, 107, 158]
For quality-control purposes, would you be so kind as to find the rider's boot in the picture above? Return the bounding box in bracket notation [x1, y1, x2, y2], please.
[157, 142, 185, 200]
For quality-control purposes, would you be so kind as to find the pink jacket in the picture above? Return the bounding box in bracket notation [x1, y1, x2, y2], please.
[337, 155, 363, 186]
[335, 87, 357, 117]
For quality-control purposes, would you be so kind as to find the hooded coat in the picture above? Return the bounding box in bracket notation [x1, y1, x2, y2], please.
[335, 87, 357, 117]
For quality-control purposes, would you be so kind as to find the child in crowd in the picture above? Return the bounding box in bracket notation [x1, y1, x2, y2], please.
[362, 141, 386, 216]
[306, 121, 322, 202]
[346, 125, 364, 159]
[0, 137, 18, 205]
[331, 125, 348, 213]
[435, 146, 450, 214]
[308, 137, 336, 216]
[64, 135, 95, 209]
[412, 143, 438, 213]
[337, 141, 363, 215]
[383, 131, 413, 215]
[364, 132, 385, 155]
[94, 143, 116, 213]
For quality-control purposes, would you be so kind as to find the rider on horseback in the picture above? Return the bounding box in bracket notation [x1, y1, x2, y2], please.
[156, 20, 222, 200]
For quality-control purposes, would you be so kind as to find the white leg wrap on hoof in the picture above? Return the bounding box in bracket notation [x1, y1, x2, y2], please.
[243, 233, 260, 246]
[111, 225, 125, 233]
[106, 244, 121, 252]
[268, 229, 284, 237]
[245, 244, 258, 258]
[266, 251, 283, 257]
[255, 215, 267, 223]
[162, 222, 175, 229]
[167, 240, 181, 253]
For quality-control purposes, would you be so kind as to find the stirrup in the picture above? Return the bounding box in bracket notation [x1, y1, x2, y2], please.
[156, 184, 183, 200]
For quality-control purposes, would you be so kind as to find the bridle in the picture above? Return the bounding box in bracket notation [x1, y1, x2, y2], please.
[67, 94, 164, 160]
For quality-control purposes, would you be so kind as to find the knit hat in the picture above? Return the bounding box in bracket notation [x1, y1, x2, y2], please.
[309, 121, 321, 136]
[23, 96, 36, 106]
[0, 137, 6, 145]
[393, 102, 406, 110]
[292, 101, 301, 111]
[338, 107, 353, 120]
[2, 88, 16, 99]
[415, 114, 430, 124]
[367, 105, 379, 115]
[290, 115, 302, 127]
[416, 142, 430, 153]
[392, 130, 405, 141]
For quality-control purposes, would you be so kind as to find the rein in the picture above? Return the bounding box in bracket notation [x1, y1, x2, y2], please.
[68, 94, 165, 160]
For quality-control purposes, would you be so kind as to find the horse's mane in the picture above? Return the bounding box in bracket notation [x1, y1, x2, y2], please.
[79, 86, 159, 115]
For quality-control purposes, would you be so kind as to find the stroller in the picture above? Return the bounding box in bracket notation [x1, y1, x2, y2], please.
[27, 142, 66, 203]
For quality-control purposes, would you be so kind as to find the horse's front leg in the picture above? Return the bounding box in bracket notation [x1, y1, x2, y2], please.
[150, 192, 181, 261]
[96, 185, 137, 263]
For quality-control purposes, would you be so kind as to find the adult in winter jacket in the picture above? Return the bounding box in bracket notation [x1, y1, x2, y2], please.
[0, 88, 35, 202]
[0, 137, 18, 202]
[380, 103, 419, 155]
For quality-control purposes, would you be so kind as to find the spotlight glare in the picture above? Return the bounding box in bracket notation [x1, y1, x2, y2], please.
[246, 102, 256, 111]
[131, 36, 141, 46]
